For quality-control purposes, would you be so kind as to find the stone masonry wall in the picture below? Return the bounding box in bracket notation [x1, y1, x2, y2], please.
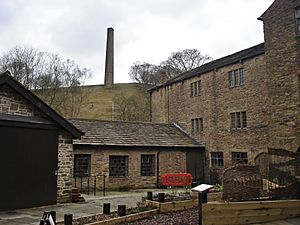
[74, 146, 187, 190]
[151, 55, 268, 179]
[263, 0, 300, 152]
[57, 131, 74, 203]
[0, 83, 74, 203]
[0, 84, 35, 116]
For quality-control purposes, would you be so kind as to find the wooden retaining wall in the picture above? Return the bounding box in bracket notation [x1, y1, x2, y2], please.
[146, 199, 198, 213]
[202, 200, 300, 225]
[88, 209, 159, 225]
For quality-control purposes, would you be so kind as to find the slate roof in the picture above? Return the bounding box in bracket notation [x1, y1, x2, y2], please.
[70, 119, 202, 148]
[0, 71, 84, 138]
[149, 43, 265, 91]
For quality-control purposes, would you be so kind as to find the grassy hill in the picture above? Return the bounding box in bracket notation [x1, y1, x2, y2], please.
[65, 83, 145, 120]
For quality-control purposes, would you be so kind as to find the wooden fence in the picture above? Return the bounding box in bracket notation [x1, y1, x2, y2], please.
[202, 200, 300, 225]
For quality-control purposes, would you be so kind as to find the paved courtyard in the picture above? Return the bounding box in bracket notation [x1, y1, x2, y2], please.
[0, 189, 299, 225]
[0, 191, 149, 225]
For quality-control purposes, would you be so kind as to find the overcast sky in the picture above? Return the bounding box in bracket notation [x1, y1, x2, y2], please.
[0, 0, 274, 85]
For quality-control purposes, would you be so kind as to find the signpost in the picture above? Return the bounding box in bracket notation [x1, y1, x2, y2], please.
[191, 184, 214, 225]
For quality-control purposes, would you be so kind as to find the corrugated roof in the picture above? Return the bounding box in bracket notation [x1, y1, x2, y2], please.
[149, 43, 265, 91]
[70, 119, 202, 148]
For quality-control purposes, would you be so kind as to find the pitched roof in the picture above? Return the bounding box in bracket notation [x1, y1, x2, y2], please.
[258, 0, 276, 20]
[149, 43, 265, 91]
[70, 119, 202, 148]
[0, 71, 83, 138]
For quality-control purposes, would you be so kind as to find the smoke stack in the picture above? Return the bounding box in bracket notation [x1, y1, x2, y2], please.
[104, 27, 114, 88]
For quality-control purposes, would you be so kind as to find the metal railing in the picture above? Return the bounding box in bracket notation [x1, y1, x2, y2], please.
[73, 175, 106, 196]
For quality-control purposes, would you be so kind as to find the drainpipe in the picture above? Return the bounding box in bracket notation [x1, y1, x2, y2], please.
[149, 92, 152, 122]
[156, 151, 161, 187]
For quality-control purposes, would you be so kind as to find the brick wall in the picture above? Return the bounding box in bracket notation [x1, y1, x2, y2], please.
[74, 146, 187, 189]
[0, 83, 74, 203]
[263, 0, 300, 152]
[150, 55, 269, 179]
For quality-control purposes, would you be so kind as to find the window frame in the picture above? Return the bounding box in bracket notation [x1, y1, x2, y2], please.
[191, 117, 203, 133]
[211, 152, 224, 167]
[190, 80, 201, 97]
[74, 154, 91, 177]
[109, 155, 129, 178]
[230, 111, 247, 129]
[229, 68, 244, 88]
[232, 152, 248, 164]
[141, 154, 155, 176]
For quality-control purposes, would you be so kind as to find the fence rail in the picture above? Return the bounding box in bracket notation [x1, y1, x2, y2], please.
[73, 175, 106, 196]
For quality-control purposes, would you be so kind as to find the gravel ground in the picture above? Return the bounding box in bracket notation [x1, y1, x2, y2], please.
[123, 208, 199, 225]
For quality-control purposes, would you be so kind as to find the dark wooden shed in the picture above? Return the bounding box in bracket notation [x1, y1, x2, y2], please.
[0, 71, 83, 211]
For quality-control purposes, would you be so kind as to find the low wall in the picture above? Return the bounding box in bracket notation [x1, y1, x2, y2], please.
[146, 199, 198, 213]
[88, 209, 158, 225]
[203, 200, 300, 225]
[57, 209, 159, 225]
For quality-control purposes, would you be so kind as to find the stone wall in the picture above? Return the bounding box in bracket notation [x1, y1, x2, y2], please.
[150, 55, 269, 181]
[0, 83, 74, 203]
[74, 146, 187, 189]
[263, 0, 300, 152]
[0, 84, 35, 116]
[57, 131, 74, 203]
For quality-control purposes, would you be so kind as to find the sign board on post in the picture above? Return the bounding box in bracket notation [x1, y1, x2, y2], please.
[191, 184, 213, 193]
[191, 184, 214, 225]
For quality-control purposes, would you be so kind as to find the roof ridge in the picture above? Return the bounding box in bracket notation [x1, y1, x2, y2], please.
[69, 118, 175, 126]
[149, 43, 265, 91]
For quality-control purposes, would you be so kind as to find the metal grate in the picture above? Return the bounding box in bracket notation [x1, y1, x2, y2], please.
[109, 156, 129, 178]
[74, 154, 91, 177]
[141, 154, 155, 176]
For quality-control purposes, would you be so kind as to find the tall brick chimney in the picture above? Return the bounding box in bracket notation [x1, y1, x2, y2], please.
[104, 27, 114, 88]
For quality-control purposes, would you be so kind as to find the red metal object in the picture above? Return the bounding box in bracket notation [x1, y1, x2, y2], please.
[161, 173, 193, 187]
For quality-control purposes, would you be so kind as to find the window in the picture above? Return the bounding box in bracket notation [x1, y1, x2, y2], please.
[229, 68, 244, 87]
[191, 118, 203, 133]
[296, 8, 300, 35]
[190, 80, 201, 97]
[74, 154, 91, 177]
[232, 152, 248, 164]
[230, 111, 247, 129]
[109, 156, 129, 178]
[141, 155, 155, 176]
[211, 152, 224, 167]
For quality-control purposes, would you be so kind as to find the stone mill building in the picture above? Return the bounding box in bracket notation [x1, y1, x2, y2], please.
[149, 0, 300, 182]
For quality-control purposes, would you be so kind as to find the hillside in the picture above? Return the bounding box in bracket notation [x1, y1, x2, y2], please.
[72, 83, 145, 120]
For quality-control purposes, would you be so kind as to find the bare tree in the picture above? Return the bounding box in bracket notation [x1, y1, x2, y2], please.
[0, 46, 91, 117]
[160, 49, 212, 76]
[113, 91, 149, 122]
[129, 49, 212, 86]
[129, 62, 161, 86]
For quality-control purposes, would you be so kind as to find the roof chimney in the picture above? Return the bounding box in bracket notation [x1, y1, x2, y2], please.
[104, 27, 114, 88]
